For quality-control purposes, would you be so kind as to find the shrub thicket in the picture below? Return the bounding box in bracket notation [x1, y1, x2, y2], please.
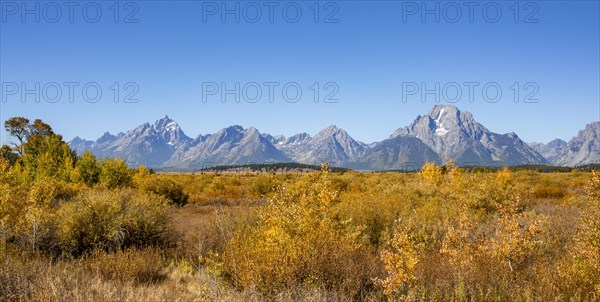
[99, 157, 133, 189]
[139, 176, 189, 206]
[223, 164, 379, 298]
[57, 190, 171, 255]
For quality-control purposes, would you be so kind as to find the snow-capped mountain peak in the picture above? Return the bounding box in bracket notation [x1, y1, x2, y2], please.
[68, 106, 597, 170]
[391, 105, 546, 166]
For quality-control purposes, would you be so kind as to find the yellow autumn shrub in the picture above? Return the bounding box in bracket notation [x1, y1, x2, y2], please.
[222, 164, 375, 298]
[485, 196, 546, 275]
[380, 222, 419, 300]
[557, 171, 600, 298]
[419, 162, 442, 184]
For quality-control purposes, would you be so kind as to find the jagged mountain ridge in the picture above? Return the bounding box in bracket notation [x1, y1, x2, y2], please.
[68, 106, 598, 170]
[70, 116, 191, 167]
[162, 126, 290, 169]
[274, 126, 369, 166]
[528, 139, 568, 164]
[554, 122, 600, 167]
[391, 105, 548, 166]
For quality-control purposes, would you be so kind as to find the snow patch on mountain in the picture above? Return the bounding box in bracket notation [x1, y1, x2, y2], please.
[434, 108, 449, 136]
[435, 127, 449, 136]
[391, 104, 547, 166]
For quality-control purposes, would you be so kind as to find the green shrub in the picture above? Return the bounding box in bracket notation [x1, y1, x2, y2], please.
[251, 174, 278, 196]
[99, 158, 132, 189]
[57, 190, 171, 255]
[120, 192, 173, 247]
[139, 176, 189, 206]
[74, 151, 101, 186]
[21, 133, 76, 182]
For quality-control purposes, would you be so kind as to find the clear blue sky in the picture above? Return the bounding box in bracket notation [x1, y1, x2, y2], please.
[1, 0, 599, 145]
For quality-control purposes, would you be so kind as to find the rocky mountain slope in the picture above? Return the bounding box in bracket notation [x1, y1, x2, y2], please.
[554, 122, 600, 167]
[69, 106, 597, 170]
[391, 105, 547, 166]
[528, 139, 568, 164]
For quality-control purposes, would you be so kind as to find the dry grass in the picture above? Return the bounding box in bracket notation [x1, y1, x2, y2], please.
[85, 248, 166, 284]
[168, 204, 258, 259]
[0, 247, 361, 302]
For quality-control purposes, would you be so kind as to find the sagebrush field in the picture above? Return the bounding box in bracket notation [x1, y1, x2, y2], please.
[1, 157, 599, 300]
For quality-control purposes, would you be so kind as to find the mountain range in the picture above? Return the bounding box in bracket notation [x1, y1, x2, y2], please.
[69, 105, 600, 170]
[528, 122, 600, 167]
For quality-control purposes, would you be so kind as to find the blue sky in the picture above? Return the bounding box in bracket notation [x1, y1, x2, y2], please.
[1, 0, 599, 145]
